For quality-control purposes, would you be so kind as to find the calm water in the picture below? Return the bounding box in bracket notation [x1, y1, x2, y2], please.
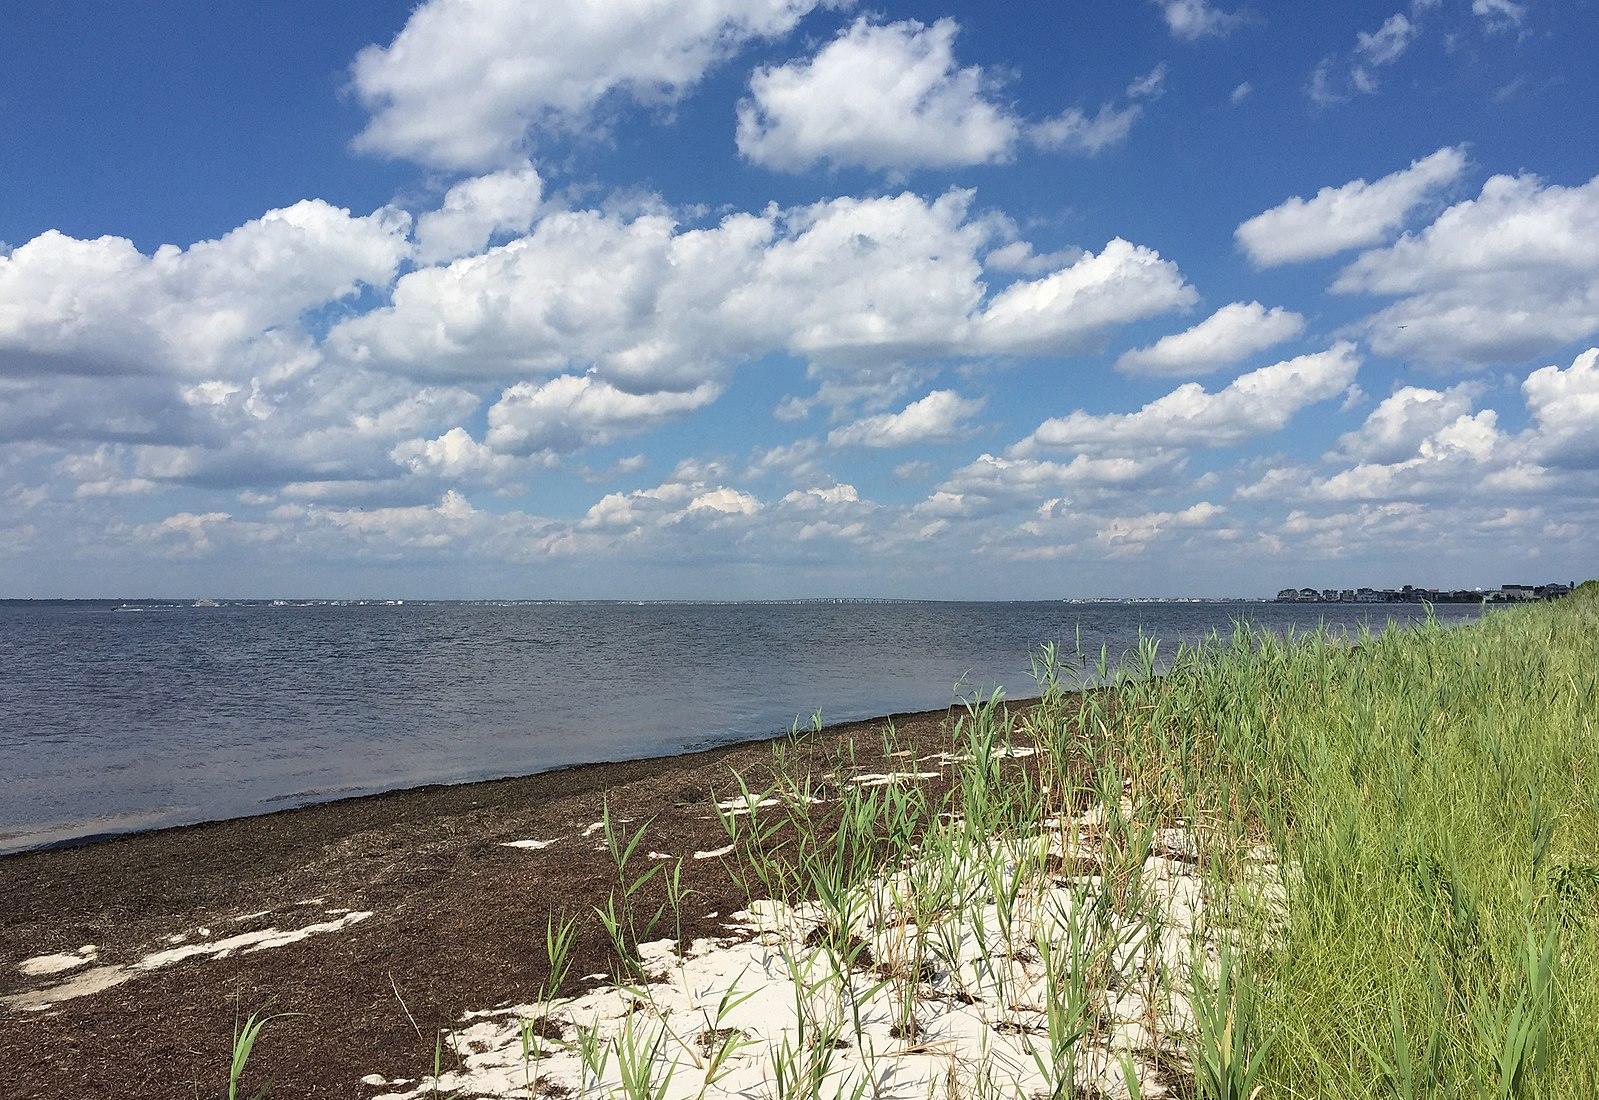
[0, 599, 1483, 854]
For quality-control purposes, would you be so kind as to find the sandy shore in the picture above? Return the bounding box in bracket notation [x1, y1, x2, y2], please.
[0, 705, 976, 1099]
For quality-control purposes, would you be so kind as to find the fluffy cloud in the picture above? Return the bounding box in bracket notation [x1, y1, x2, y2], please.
[0, 200, 417, 479]
[351, 0, 828, 169]
[1329, 383, 1481, 463]
[737, 18, 1155, 172]
[921, 452, 1182, 518]
[1335, 172, 1599, 365]
[1312, 410, 1535, 501]
[1235, 146, 1465, 266]
[332, 205, 768, 390]
[827, 389, 984, 448]
[580, 479, 761, 537]
[1094, 501, 1224, 553]
[414, 162, 543, 265]
[781, 483, 860, 510]
[0, 200, 411, 384]
[0, 181, 1199, 533]
[969, 493, 1232, 563]
[483, 375, 722, 455]
[966, 238, 1196, 355]
[390, 427, 524, 482]
[537, 472, 895, 561]
[736, 18, 1018, 173]
[333, 192, 1194, 391]
[1521, 348, 1599, 468]
[1116, 301, 1305, 376]
[1266, 350, 1599, 505]
[1151, 0, 1242, 40]
[1020, 343, 1361, 454]
[1028, 64, 1165, 156]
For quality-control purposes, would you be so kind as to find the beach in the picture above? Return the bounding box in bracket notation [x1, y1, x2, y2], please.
[0, 706, 973, 1098]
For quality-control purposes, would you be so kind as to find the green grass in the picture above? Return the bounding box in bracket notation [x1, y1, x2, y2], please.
[1182, 588, 1599, 1098]
[1063, 583, 1599, 1097]
[725, 584, 1598, 1097]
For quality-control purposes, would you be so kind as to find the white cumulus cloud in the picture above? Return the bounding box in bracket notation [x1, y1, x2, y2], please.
[736, 18, 1019, 173]
[1151, 0, 1242, 40]
[414, 162, 543, 265]
[1328, 383, 1482, 463]
[828, 389, 984, 448]
[1116, 301, 1305, 376]
[0, 200, 411, 382]
[1521, 348, 1599, 468]
[1336, 171, 1599, 365]
[1235, 146, 1466, 266]
[351, 0, 830, 170]
[483, 375, 722, 455]
[333, 192, 1194, 392]
[1020, 343, 1362, 454]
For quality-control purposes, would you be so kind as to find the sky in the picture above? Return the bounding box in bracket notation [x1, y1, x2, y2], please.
[1, 0, 1596, 599]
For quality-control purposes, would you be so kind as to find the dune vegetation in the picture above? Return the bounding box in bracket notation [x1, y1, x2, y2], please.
[282, 584, 1599, 1099]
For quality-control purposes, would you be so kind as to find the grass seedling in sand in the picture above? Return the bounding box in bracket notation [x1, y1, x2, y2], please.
[597, 799, 667, 982]
[1023, 899, 1092, 1100]
[573, 1021, 612, 1100]
[690, 982, 758, 1097]
[519, 910, 581, 1095]
[227, 1007, 297, 1100]
[614, 1015, 678, 1100]
[425, 1029, 458, 1099]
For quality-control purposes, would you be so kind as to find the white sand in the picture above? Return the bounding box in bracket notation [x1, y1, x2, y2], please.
[5, 910, 372, 1012]
[847, 771, 942, 787]
[368, 811, 1284, 1100]
[714, 795, 782, 816]
[17, 945, 97, 978]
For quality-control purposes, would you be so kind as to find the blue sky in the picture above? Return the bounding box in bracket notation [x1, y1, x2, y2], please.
[1, 0, 1596, 598]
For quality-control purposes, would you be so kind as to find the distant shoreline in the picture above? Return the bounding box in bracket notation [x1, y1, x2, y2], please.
[0, 594, 1476, 605]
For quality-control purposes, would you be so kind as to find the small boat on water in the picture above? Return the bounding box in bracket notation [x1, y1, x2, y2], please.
[192, 598, 219, 608]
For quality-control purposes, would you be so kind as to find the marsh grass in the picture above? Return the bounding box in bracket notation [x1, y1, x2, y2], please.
[1204, 590, 1599, 1097]
[741, 586, 1595, 1096]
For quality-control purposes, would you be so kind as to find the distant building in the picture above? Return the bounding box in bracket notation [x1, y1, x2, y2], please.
[1274, 581, 1569, 604]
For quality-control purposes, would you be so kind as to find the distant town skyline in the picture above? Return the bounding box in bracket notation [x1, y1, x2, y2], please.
[1276, 581, 1576, 603]
[2, 1, 1597, 598]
